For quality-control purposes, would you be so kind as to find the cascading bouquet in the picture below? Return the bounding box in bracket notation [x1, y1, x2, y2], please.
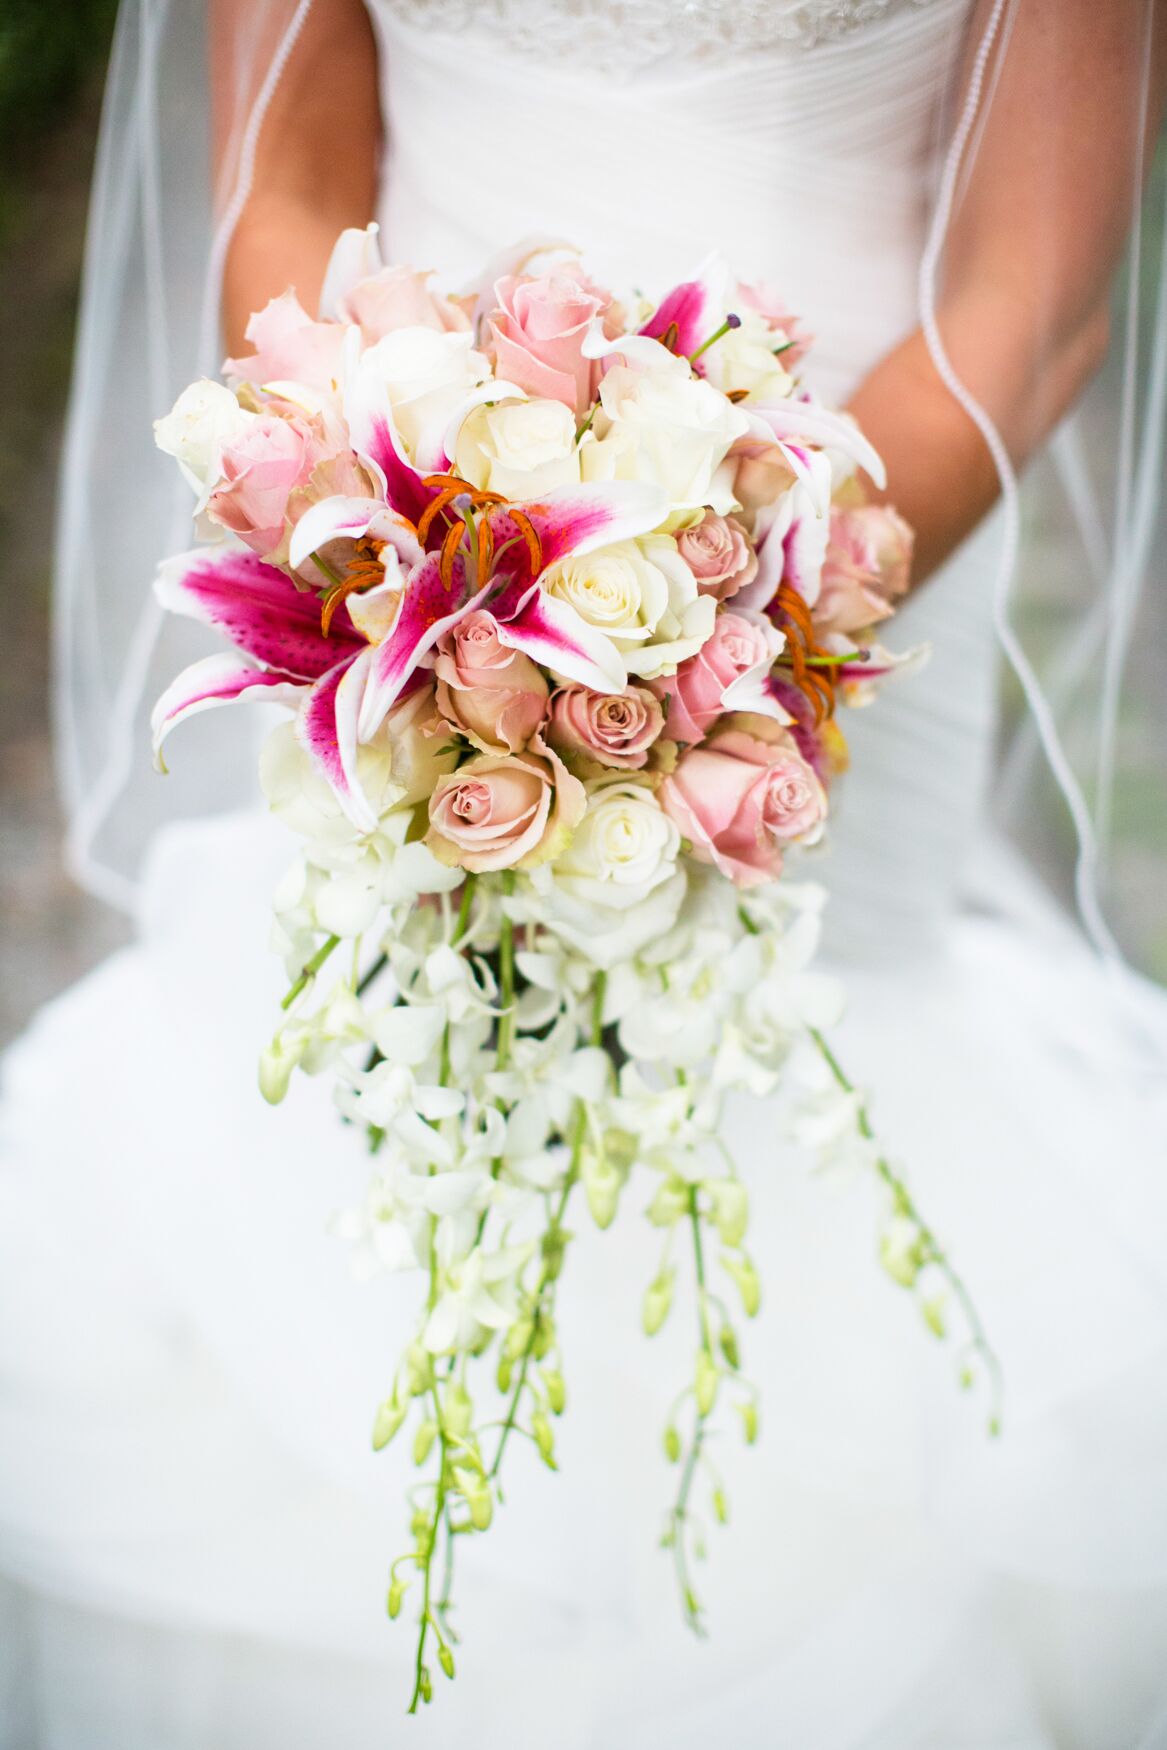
[151, 229, 1000, 1710]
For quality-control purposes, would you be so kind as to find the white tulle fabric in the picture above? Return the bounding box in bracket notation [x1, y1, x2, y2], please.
[3, 3, 1167, 1746]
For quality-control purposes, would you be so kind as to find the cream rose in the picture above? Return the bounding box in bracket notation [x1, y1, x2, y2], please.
[540, 535, 715, 680]
[360, 327, 491, 461]
[426, 743, 584, 872]
[455, 397, 581, 500]
[531, 780, 686, 966]
[580, 356, 749, 514]
[154, 379, 253, 503]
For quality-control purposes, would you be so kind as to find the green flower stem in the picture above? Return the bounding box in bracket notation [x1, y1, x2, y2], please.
[489, 1102, 584, 1482]
[671, 1183, 714, 1635]
[496, 872, 516, 1072]
[407, 1379, 452, 1714]
[356, 951, 388, 997]
[808, 1026, 1004, 1434]
[280, 933, 340, 1011]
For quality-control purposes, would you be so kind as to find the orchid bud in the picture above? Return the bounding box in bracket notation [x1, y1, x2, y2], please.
[387, 1578, 405, 1619]
[438, 1644, 455, 1680]
[443, 1382, 473, 1440]
[542, 1369, 567, 1415]
[583, 1149, 622, 1230]
[647, 1176, 689, 1228]
[738, 1401, 759, 1445]
[497, 1353, 513, 1393]
[695, 1348, 719, 1417]
[722, 1252, 761, 1317]
[372, 1397, 406, 1451]
[642, 1268, 675, 1336]
[879, 1216, 923, 1288]
[712, 1489, 729, 1525]
[413, 1419, 437, 1466]
[920, 1294, 946, 1338]
[505, 1318, 534, 1361]
[709, 1178, 749, 1247]
[719, 1324, 740, 1370]
[419, 1667, 433, 1704]
[532, 1412, 556, 1468]
[258, 1034, 304, 1105]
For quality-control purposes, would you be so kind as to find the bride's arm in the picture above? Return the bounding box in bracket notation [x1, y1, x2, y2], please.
[213, 0, 382, 356]
[848, 0, 1167, 584]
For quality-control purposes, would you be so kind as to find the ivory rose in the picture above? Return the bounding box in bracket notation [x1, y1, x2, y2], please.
[546, 684, 664, 770]
[207, 414, 324, 558]
[541, 535, 715, 680]
[359, 327, 492, 461]
[581, 356, 749, 514]
[655, 612, 776, 746]
[676, 512, 758, 602]
[486, 270, 611, 416]
[455, 397, 581, 500]
[659, 720, 826, 886]
[434, 611, 549, 752]
[154, 378, 253, 502]
[814, 504, 914, 637]
[426, 743, 584, 872]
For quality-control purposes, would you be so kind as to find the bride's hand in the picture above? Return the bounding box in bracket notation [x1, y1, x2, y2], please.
[848, 0, 1167, 585]
[213, 0, 382, 355]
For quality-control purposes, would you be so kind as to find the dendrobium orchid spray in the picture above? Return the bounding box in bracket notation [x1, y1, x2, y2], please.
[152, 229, 1000, 1710]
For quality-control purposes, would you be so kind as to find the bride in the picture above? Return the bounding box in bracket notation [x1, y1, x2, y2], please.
[3, 2, 1167, 1744]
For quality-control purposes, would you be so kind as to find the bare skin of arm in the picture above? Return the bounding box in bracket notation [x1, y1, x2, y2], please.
[215, 0, 1165, 584]
[214, 0, 381, 356]
[849, 0, 1167, 582]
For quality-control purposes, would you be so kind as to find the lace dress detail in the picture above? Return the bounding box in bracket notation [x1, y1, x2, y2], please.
[376, 0, 942, 69]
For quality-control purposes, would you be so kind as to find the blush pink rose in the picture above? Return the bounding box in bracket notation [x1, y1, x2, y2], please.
[338, 266, 471, 344]
[546, 684, 665, 770]
[676, 513, 759, 602]
[814, 504, 914, 637]
[224, 290, 345, 396]
[659, 722, 826, 887]
[207, 414, 322, 557]
[654, 613, 773, 746]
[735, 280, 812, 367]
[486, 270, 613, 417]
[426, 743, 585, 873]
[433, 611, 549, 752]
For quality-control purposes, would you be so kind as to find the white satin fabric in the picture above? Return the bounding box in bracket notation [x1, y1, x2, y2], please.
[3, 3, 1167, 1745]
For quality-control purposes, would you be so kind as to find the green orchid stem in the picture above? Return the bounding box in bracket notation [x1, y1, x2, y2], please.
[670, 1183, 714, 1636]
[490, 1102, 584, 1482]
[280, 934, 341, 1011]
[408, 1381, 452, 1714]
[807, 1026, 1004, 1435]
[496, 872, 516, 1072]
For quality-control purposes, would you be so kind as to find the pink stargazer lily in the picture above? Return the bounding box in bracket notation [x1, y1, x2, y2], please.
[153, 477, 667, 832]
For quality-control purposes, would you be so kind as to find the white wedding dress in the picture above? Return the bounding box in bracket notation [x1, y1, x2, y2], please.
[3, 3, 1167, 1745]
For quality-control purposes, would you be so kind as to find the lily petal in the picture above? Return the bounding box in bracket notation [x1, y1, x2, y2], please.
[289, 497, 424, 575]
[296, 646, 377, 831]
[749, 399, 886, 490]
[495, 589, 626, 691]
[342, 330, 437, 526]
[358, 552, 488, 740]
[318, 222, 383, 320]
[638, 254, 731, 364]
[151, 654, 302, 768]
[495, 480, 669, 584]
[156, 546, 360, 677]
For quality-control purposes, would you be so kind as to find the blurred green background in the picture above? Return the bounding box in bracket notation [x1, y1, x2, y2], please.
[0, 9, 1162, 1049]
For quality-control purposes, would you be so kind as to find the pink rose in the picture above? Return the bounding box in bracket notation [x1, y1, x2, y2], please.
[676, 513, 759, 602]
[546, 684, 664, 770]
[224, 290, 345, 396]
[338, 266, 471, 344]
[660, 722, 826, 887]
[426, 743, 585, 873]
[814, 504, 914, 637]
[486, 270, 612, 417]
[207, 414, 322, 558]
[734, 281, 812, 367]
[433, 611, 549, 752]
[654, 613, 773, 746]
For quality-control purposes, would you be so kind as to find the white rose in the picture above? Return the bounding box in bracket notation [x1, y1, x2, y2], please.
[701, 308, 794, 404]
[526, 780, 687, 967]
[455, 397, 580, 500]
[541, 535, 715, 680]
[153, 378, 253, 504]
[360, 326, 491, 460]
[580, 357, 748, 514]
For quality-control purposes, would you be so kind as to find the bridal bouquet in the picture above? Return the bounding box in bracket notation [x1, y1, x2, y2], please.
[152, 230, 998, 1709]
